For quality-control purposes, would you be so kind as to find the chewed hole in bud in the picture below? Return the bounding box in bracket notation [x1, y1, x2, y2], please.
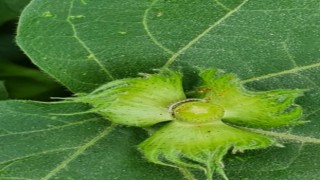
[170, 99, 225, 123]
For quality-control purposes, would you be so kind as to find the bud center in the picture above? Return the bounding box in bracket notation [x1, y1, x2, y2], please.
[172, 100, 224, 123]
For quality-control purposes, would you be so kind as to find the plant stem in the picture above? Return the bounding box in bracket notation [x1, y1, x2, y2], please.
[179, 167, 196, 180]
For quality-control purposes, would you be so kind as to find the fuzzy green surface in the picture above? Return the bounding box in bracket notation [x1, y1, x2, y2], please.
[73, 70, 185, 127]
[139, 121, 274, 178]
[72, 67, 304, 179]
[196, 69, 304, 128]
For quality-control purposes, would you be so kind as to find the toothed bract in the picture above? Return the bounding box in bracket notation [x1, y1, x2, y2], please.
[72, 68, 304, 179]
[72, 69, 185, 126]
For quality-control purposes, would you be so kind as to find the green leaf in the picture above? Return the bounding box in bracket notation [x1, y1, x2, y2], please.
[0, 81, 8, 100]
[17, 0, 173, 93]
[0, 100, 182, 179]
[14, 0, 320, 179]
[16, 0, 320, 93]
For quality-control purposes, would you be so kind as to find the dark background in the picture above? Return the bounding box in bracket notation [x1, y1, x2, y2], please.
[0, 0, 70, 100]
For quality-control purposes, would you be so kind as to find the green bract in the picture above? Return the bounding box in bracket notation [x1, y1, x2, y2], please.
[72, 68, 304, 180]
[73, 70, 185, 126]
[195, 69, 304, 128]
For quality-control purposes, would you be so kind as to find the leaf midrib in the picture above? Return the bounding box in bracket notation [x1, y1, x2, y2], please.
[242, 127, 320, 144]
[0, 118, 99, 138]
[241, 62, 320, 84]
[66, 0, 114, 80]
[162, 0, 250, 68]
[41, 124, 117, 180]
[143, 0, 320, 87]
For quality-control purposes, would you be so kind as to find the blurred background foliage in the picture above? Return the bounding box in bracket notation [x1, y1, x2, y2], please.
[0, 0, 70, 100]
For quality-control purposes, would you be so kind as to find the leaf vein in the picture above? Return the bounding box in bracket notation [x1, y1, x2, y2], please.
[213, 0, 231, 11]
[276, 143, 304, 171]
[41, 124, 116, 180]
[66, 0, 114, 80]
[163, 0, 249, 68]
[240, 8, 320, 12]
[31, 39, 102, 87]
[0, 147, 79, 167]
[241, 62, 320, 83]
[244, 128, 320, 144]
[0, 118, 99, 138]
[280, 41, 297, 67]
[297, 73, 320, 90]
[306, 108, 320, 118]
[143, 0, 174, 55]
